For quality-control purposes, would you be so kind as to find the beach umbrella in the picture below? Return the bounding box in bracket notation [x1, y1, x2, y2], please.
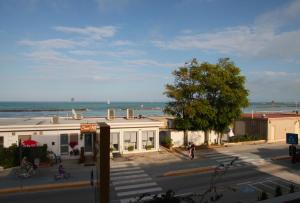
[22, 139, 38, 147]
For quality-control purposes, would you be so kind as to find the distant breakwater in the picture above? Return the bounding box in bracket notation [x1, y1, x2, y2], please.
[0, 108, 87, 112]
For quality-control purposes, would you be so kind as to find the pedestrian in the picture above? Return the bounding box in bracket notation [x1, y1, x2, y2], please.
[190, 143, 195, 160]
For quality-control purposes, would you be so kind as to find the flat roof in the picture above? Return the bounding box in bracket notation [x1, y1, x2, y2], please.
[0, 116, 161, 126]
[242, 113, 300, 119]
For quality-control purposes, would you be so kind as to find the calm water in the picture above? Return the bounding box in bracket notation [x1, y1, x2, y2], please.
[0, 101, 298, 118]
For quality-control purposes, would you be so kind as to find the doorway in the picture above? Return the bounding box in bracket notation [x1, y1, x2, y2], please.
[83, 133, 95, 153]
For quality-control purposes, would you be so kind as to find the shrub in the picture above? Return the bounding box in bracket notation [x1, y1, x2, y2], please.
[275, 185, 282, 197]
[258, 191, 268, 201]
[229, 134, 262, 143]
[161, 136, 173, 149]
[145, 145, 154, 150]
[128, 146, 134, 151]
[0, 144, 48, 168]
[290, 184, 295, 193]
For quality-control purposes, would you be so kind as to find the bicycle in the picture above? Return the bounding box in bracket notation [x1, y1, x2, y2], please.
[15, 165, 36, 178]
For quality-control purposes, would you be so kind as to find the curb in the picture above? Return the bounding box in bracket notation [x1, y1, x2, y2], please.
[224, 140, 267, 146]
[163, 165, 215, 177]
[0, 181, 90, 195]
[271, 155, 290, 161]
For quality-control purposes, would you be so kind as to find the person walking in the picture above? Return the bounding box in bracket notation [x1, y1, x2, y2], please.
[190, 143, 195, 160]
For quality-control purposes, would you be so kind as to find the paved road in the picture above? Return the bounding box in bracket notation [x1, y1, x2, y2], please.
[1, 143, 298, 203]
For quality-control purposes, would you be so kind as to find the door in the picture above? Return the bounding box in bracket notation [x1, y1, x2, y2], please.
[84, 133, 93, 153]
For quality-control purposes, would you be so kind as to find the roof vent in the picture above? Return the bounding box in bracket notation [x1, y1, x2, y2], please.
[107, 109, 115, 120]
[51, 116, 59, 124]
[126, 108, 134, 119]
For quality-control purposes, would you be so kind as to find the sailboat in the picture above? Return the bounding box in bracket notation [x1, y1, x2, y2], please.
[107, 100, 110, 105]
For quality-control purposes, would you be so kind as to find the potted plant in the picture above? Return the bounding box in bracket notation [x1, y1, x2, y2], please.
[128, 146, 134, 151]
[145, 145, 154, 150]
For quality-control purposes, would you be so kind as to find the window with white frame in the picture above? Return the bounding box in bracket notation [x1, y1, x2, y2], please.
[0, 136, 3, 148]
[110, 132, 119, 151]
[142, 131, 155, 149]
[123, 131, 137, 150]
[60, 134, 69, 155]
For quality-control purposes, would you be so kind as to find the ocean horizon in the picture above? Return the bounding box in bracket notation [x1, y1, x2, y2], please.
[0, 101, 299, 118]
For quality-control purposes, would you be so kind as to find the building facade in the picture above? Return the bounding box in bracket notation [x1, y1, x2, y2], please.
[233, 113, 300, 143]
[0, 117, 163, 158]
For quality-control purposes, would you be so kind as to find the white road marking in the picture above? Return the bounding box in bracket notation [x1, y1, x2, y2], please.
[112, 177, 153, 186]
[111, 170, 145, 176]
[117, 187, 163, 197]
[115, 182, 157, 191]
[111, 174, 148, 181]
[111, 166, 141, 172]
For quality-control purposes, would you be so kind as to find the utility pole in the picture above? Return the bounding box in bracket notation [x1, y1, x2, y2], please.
[97, 122, 110, 203]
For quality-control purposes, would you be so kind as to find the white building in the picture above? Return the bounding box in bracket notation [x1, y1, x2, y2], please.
[0, 116, 163, 158]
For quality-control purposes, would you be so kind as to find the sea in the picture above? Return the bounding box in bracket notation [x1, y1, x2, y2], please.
[0, 101, 299, 118]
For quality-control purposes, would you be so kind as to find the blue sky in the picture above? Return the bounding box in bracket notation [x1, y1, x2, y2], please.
[0, 0, 300, 102]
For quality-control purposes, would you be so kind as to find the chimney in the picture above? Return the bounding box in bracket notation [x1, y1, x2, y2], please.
[126, 108, 134, 119]
[107, 109, 115, 120]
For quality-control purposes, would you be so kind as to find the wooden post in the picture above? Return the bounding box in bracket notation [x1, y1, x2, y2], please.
[98, 122, 110, 203]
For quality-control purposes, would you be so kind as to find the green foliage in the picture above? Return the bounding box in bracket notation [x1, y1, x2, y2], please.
[145, 145, 154, 150]
[0, 144, 48, 168]
[229, 135, 262, 142]
[290, 184, 295, 193]
[275, 185, 282, 197]
[258, 191, 268, 201]
[161, 136, 173, 149]
[128, 146, 134, 151]
[164, 58, 249, 143]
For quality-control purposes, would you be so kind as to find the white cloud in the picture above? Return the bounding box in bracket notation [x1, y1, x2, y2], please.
[153, 1, 300, 63]
[255, 0, 300, 31]
[69, 49, 145, 57]
[112, 40, 134, 46]
[54, 26, 117, 40]
[125, 59, 181, 68]
[18, 39, 85, 49]
[251, 71, 296, 78]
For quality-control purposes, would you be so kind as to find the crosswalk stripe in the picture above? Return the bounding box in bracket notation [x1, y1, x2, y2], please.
[111, 170, 144, 176]
[111, 174, 148, 181]
[111, 166, 141, 172]
[111, 164, 138, 169]
[112, 177, 153, 186]
[117, 187, 163, 197]
[115, 182, 157, 191]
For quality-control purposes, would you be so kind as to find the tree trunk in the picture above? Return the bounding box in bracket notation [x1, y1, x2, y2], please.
[205, 131, 210, 146]
[184, 130, 188, 146]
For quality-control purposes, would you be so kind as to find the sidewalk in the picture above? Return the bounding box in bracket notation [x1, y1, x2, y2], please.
[0, 159, 95, 191]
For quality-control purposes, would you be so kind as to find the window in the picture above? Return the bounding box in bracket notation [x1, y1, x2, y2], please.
[70, 133, 78, 143]
[18, 135, 31, 142]
[60, 134, 69, 155]
[0, 136, 3, 148]
[110, 132, 119, 151]
[123, 131, 137, 150]
[142, 131, 155, 149]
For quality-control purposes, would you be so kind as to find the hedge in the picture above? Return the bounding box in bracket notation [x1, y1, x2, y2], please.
[0, 144, 48, 168]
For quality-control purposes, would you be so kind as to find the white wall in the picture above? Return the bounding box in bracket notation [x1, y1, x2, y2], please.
[169, 130, 221, 147]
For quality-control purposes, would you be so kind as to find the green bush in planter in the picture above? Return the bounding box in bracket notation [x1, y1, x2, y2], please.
[146, 145, 154, 150]
[128, 146, 134, 151]
[161, 136, 173, 149]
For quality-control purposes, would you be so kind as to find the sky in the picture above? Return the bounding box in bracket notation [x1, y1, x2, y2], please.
[0, 0, 300, 102]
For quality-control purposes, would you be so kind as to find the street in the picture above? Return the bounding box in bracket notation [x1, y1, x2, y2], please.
[1, 143, 299, 203]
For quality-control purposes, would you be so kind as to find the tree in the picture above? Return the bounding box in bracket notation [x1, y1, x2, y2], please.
[164, 58, 248, 145]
